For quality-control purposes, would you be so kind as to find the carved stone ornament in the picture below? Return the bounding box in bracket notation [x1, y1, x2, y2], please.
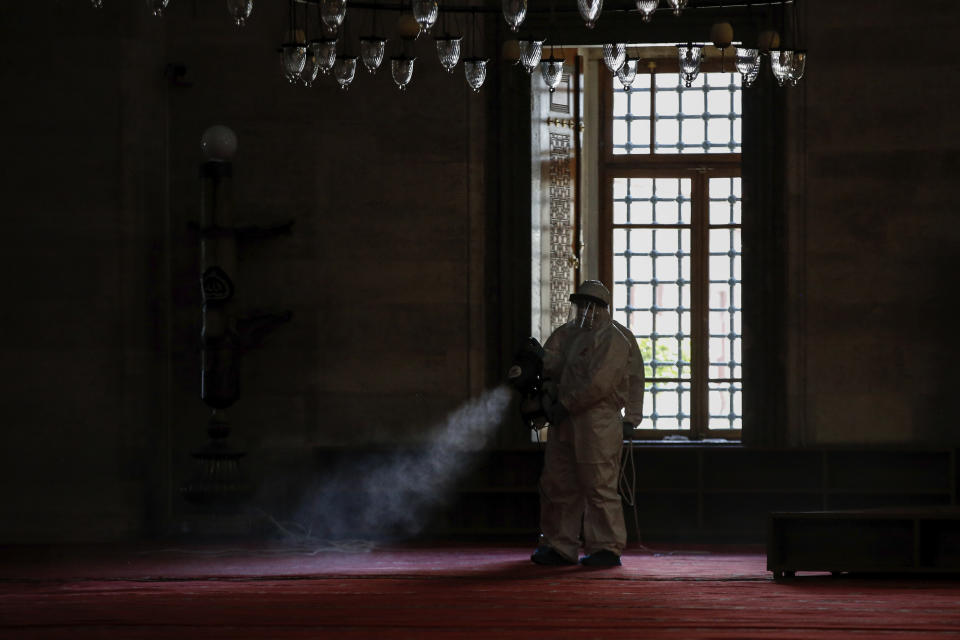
[548, 131, 573, 331]
[201, 266, 235, 303]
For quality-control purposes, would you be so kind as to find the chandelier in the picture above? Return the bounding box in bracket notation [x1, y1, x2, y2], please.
[95, 0, 806, 94]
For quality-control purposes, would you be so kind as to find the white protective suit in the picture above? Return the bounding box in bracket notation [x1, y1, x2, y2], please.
[612, 319, 645, 430]
[538, 305, 632, 562]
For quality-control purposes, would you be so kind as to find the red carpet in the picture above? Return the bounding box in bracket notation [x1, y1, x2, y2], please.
[1, 543, 959, 638]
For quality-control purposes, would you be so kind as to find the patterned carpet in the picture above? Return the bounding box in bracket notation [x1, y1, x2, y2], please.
[2, 543, 959, 638]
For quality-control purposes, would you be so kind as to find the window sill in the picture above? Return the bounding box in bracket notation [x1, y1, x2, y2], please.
[624, 439, 742, 446]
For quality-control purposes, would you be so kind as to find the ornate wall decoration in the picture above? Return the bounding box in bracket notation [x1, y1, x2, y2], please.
[549, 73, 572, 114]
[549, 131, 572, 331]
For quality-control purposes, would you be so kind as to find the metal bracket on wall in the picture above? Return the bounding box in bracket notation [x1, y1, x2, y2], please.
[546, 117, 584, 131]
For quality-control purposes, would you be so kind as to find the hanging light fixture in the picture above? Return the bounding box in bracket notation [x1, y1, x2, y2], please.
[635, 0, 657, 22]
[433, 4, 461, 73]
[764, 0, 806, 88]
[502, 0, 526, 32]
[710, 21, 733, 71]
[517, 38, 543, 74]
[320, 0, 347, 32]
[226, 0, 253, 26]
[464, 58, 489, 92]
[435, 35, 462, 73]
[462, 8, 488, 92]
[391, 51, 416, 90]
[358, 1, 386, 74]
[602, 43, 626, 73]
[769, 49, 791, 86]
[314, 37, 337, 75]
[301, 42, 322, 86]
[390, 36, 417, 91]
[667, 0, 687, 16]
[735, 47, 760, 88]
[784, 0, 806, 87]
[577, 0, 602, 29]
[279, 0, 306, 83]
[676, 43, 703, 87]
[333, 56, 358, 89]
[91, 0, 103, 8]
[360, 37, 386, 73]
[616, 57, 638, 91]
[147, 0, 170, 17]
[412, 0, 439, 37]
[281, 42, 308, 83]
[297, 2, 320, 85]
[540, 48, 564, 94]
[787, 50, 806, 85]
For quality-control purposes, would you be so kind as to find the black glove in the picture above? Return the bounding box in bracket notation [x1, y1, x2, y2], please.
[622, 421, 636, 439]
[539, 380, 569, 425]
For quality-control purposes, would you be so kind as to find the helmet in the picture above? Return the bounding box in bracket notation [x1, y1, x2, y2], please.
[569, 280, 611, 309]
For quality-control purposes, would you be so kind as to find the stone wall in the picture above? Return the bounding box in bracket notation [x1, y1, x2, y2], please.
[0, 1, 494, 541]
[796, 0, 960, 444]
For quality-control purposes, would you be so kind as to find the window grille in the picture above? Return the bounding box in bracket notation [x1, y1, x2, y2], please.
[602, 66, 742, 440]
[611, 72, 742, 156]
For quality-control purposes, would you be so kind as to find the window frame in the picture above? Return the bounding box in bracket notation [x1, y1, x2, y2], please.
[598, 62, 743, 442]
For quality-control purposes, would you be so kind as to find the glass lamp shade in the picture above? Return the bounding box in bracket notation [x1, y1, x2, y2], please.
[788, 50, 806, 85]
[577, 0, 602, 28]
[676, 43, 703, 87]
[502, 0, 527, 32]
[359, 37, 386, 73]
[636, 0, 657, 22]
[226, 0, 252, 26]
[435, 35, 462, 73]
[281, 42, 308, 83]
[615, 58, 638, 91]
[333, 56, 358, 89]
[147, 0, 169, 17]
[746, 60, 760, 87]
[412, 0, 438, 36]
[464, 57, 489, 93]
[518, 38, 544, 74]
[301, 45, 322, 87]
[540, 57, 564, 93]
[769, 49, 792, 87]
[312, 38, 338, 75]
[735, 47, 760, 87]
[320, 0, 347, 31]
[602, 43, 626, 73]
[91, 0, 103, 8]
[667, 0, 687, 16]
[391, 55, 416, 90]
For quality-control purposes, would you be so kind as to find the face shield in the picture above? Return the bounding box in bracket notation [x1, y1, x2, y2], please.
[569, 299, 599, 330]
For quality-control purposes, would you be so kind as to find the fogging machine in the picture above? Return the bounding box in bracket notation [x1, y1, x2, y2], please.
[506, 337, 557, 430]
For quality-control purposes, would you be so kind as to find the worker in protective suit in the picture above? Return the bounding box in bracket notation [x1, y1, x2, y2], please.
[531, 280, 633, 567]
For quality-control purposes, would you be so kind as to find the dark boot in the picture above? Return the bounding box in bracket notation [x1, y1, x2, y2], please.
[531, 546, 576, 566]
[580, 550, 622, 567]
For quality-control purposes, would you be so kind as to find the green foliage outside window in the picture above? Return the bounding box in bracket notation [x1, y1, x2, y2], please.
[635, 336, 691, 380]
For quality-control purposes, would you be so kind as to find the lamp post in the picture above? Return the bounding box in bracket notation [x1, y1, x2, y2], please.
[181, 126, 252, 523]
[181, 126, 293, 535]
